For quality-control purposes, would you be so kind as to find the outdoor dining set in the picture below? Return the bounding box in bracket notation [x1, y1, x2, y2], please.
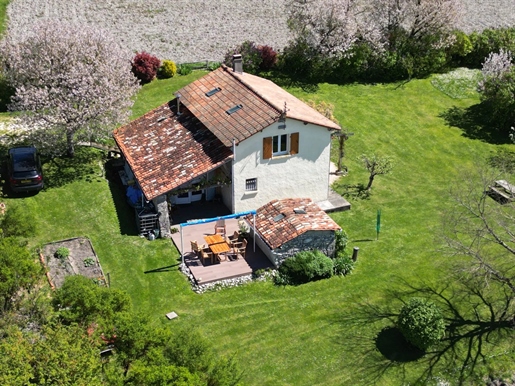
[190, 220, 248, 265]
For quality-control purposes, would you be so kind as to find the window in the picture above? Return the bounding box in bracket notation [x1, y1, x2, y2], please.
[263, 132, 299, 160]
[273, 134, 288, 156]
[245, 178, 257, 191]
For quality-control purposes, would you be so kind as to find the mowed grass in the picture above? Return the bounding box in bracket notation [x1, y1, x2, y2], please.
[8, 73, 515, 385]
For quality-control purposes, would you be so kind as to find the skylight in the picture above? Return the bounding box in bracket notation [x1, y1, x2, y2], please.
[226, 104, 243, 115]
[205, 87, 221, 97]
[273, 213, 285, 222]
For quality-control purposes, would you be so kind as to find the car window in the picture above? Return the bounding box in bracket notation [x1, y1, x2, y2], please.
[13, 152, 37, 172]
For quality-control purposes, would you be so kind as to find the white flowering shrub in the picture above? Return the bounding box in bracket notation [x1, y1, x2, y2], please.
[0, 20, 140, 157]
[477, 49, 515, 128]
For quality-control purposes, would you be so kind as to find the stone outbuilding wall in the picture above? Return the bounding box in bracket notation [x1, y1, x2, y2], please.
[253, 229, 337, 268]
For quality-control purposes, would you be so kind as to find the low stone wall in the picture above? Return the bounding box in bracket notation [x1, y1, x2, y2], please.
[270, 230, 336, 267]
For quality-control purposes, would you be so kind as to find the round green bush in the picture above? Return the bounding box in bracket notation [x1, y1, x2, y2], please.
[397, 298, 445, 351]
[277, 250, 333, 285]
[159, 59, 177, 78]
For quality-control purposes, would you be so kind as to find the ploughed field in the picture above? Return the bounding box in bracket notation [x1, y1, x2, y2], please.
[6, 0, 515, 64]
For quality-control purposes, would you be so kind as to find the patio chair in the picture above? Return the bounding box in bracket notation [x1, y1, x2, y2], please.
[200, 250, 214, 265]
[234, 238, 247, 259]
[226, 230, 240, 248]
[214, 219, 226, 237]
[190, 240, 204, 257]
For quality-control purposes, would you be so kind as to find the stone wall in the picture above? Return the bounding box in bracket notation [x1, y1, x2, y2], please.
[270, 230, 336, 267]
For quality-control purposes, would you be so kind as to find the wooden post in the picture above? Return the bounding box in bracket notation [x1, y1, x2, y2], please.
[352, 247, 359, 262]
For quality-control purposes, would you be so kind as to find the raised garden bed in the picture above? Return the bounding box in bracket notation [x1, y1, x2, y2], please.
[41, 237, 106, 289]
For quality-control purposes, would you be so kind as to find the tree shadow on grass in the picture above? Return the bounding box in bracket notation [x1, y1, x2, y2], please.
[43, 147, 106, 188]
[439, 102, 512, 145]
[332, 182, 371, 200]
[334, 274, 514, 385]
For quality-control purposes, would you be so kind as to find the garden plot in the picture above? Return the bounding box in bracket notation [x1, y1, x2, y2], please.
[42, 237, 106, 288]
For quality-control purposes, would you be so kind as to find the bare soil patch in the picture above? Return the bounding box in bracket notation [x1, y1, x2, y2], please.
[42, 237, 106, 289]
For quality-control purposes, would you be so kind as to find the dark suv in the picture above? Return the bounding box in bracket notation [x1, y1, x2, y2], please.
[8, 146, 44, 193]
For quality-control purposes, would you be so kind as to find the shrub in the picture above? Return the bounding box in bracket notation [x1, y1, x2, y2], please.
[258, 45, 278, 71]
[334, 230, 348, 257]
[333, 255, 354, 276]
[131, 52, 161, 84]
[207, 61, 221, 71]
[158, 59, 177, 79]
[397, 298, 446, 351]
[222, 40, 262, 74]
[1, 203, 36, 238]
[55, 247, 69, 260]
[177, 64, 192, 75]
[277, 250, 333, 285]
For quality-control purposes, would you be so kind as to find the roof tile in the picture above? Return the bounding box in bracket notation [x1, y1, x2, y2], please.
[248, 198, 341, 249]
[113, 103, 232, 200]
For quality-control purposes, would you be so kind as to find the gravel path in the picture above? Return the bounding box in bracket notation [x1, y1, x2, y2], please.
[5, 0, 515, 63]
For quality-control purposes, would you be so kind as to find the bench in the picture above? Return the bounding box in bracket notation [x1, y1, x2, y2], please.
[488, 185, 514, 204]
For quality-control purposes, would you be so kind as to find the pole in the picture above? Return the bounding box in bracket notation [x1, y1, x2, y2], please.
[376, 209, 381, 240]
[180, 224, 184, 265]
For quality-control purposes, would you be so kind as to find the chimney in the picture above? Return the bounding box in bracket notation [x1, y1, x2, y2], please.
[232, 54, 243, 74]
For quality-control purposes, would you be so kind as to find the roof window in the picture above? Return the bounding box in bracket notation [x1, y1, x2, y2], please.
[273, 213, 285, 222]
[226, 104, 243, 115]
[205, 87, 221, 97]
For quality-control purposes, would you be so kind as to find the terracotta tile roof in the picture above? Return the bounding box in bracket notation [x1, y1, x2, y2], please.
[113, 101, 232, 200]
[178, 66, 281, 147]
[177, 66, 340, 147]
[249, 198, 341, 250]
[231, 70, 341, 132]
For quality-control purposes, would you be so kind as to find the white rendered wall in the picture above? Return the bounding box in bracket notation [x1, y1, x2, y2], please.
[232, 119, 332, 213]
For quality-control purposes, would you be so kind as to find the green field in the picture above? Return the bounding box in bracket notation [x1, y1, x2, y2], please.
[7, 71, 514, 385]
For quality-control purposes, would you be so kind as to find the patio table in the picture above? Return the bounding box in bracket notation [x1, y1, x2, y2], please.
[204, 234, 231, 261]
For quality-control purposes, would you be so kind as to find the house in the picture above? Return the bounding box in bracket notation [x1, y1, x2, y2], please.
[113, 58, 344, 237]
[247, 198, 342, 267]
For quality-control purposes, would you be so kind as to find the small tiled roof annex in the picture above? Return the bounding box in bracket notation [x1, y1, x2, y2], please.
[113, 101, 232, 201]
[249, 198, 341, 250]
[177, 66, 340, 147]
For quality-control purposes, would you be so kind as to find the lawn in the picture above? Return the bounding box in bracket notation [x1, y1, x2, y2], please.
[8, 71, 515, 385]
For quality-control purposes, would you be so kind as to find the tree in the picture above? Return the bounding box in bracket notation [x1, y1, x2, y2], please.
[1, 202, 36, 238]
[53, 275, 131, 325]
[397, 297, 446, 351]
[286, 0, 357, 59]
[223, 40, 262, 74]
[285, 0, 463, 79]
[0, 238, 40, 312]
[131, 51, 161, 84]
[1, 20, 140, 157]
[359, 153, 393, 191]
[442, 162, 515, 299]
[31, 324, 103, 386]
[477, 49, 515, 129]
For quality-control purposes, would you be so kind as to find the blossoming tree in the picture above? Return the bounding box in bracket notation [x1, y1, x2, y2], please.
[1, 21, 140, 157]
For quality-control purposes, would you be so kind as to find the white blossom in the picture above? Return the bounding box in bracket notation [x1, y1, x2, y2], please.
[1, 20, 140, 156]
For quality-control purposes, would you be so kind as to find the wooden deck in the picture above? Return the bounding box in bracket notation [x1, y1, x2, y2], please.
[170, 212, 273, 284]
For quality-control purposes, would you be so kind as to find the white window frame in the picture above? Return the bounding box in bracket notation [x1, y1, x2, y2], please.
[272, 134, 288, 156]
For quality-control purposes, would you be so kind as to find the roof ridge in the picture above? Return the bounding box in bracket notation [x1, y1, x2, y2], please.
[221, 65, 283, 116]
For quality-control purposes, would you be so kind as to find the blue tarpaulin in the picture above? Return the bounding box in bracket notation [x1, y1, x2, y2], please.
[126, 185, 142, 206]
